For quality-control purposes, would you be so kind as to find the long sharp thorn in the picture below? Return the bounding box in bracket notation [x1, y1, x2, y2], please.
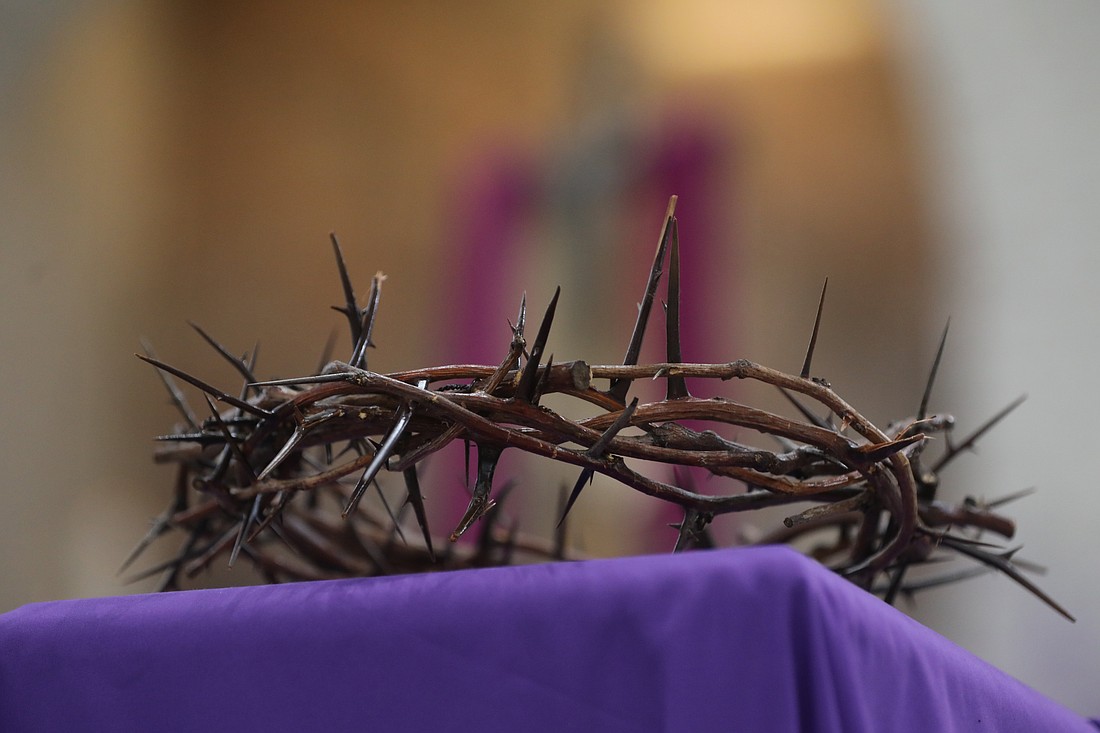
[777, 387, 833, 431]
[987, 486, 1037, 508]
[246, 340, 260, 375]
[939, 536, 1075, 621]
[932, 395, 1027, 473]
[532, 353, 554, 405]
[875, 567, 993, 597]
[403, 466, 435, 561]
[256, 426, 307, 482]
[664, 218, 690, 400]
[560, 469, 595, 528]
[513, 292, 527, 371]
[125, 535, 207, 584]
[918, 318, 950, 421]
[136, 353, 273, 419]
[330, 233, 363, 345]
[202, 395, 257, 483]
[373, 479, 407, 545]
[120, 464, 187, 572]
[673, 509, 697, 553]
[119, 511, 174, 574]
[856, 433, 925, 464]
[251, 373, 353, 387]
[247, 491, 292, 542]
[672, 500, 711, 553]
[342, 396, 418, 518]
[515, 287, 560, 403]
[229, 495, 263, 567]
[516, 292, 527, 335]
[610, 195, 677, 404]
[350, 273, 384, 368]
[800, 278, 828, 379]
[558, 398, 639, 526]
[140, 338, 200, 430]
[451, 444, 503, 541]
[883, 564, 908, 605]
[185, 526, 239, 578]
[588, 397, 639, 457]
[188, 321, 257, 384]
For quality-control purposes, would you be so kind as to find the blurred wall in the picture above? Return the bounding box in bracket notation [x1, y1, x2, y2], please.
[887, 0, 1100, 715]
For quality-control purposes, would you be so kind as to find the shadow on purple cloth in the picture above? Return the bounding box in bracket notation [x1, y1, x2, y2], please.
[1, 547, 1091, 732]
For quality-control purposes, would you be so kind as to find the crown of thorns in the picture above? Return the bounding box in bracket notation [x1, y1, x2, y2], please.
[130, 196, 1072, 621]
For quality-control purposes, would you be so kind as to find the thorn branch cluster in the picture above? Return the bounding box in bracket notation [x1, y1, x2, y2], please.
[131, 198, 1072, 622]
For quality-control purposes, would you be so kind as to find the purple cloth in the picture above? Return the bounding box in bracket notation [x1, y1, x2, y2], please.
[0, 547, 1091, 732]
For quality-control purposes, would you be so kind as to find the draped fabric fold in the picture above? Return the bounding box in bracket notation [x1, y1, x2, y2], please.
[0, 547, 1091, 732]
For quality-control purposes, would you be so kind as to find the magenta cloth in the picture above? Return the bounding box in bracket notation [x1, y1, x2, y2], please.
[0, 547, 1092, 732]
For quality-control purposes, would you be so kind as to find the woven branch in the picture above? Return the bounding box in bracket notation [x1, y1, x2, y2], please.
[131, 197, 1072, 621]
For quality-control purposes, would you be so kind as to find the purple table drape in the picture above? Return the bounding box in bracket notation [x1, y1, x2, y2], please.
[0, 546, 1092, 732]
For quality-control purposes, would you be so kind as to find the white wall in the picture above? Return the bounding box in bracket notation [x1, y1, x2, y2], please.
[886, 0, 1100, 715]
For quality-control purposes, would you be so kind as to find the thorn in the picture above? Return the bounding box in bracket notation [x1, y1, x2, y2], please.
[350, 273, 385, 369]
[330, 233, 363, 346]
[918, 318, 950, 420]
[188, 321, 257, 385]
[932, 395, 1026, 473]
[987, 486, 1037, 509]
[664, 218, 689, 400]
[855, 433, 925, 464]
[610, 195, 677, 404]
[515, 287, 560, 404]
[229, 495, 263, 567]
[532, 353, 554, 405]
[119, 512, 174, 574]
[800, 278, 828, 379]
[777, 387, 833, 431]
[560, 471, 595, 529]
[246, 490, 293, 542]
[373, 478, 407, 545]
[256, 425, 306, 482]
[938, 535, 1075, 622]
[672, 507, 712, 552]
[124, 528, 208, 585]
[883, 564, 908, 606]
[403, 466, 435, 562]
[342, 395, 418, 518]
[451, 443, 503, 541]
[250, 372, 353, 387]
[140, 338, 200, 430]
[513, 292, 527, 371]
[202, 395, 257, 484]
[558, 398, 639, 526]
[136, 353, 273, 419]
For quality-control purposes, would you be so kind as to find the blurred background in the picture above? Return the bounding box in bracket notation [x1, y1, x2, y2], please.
[1, 0, 1097, 715]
